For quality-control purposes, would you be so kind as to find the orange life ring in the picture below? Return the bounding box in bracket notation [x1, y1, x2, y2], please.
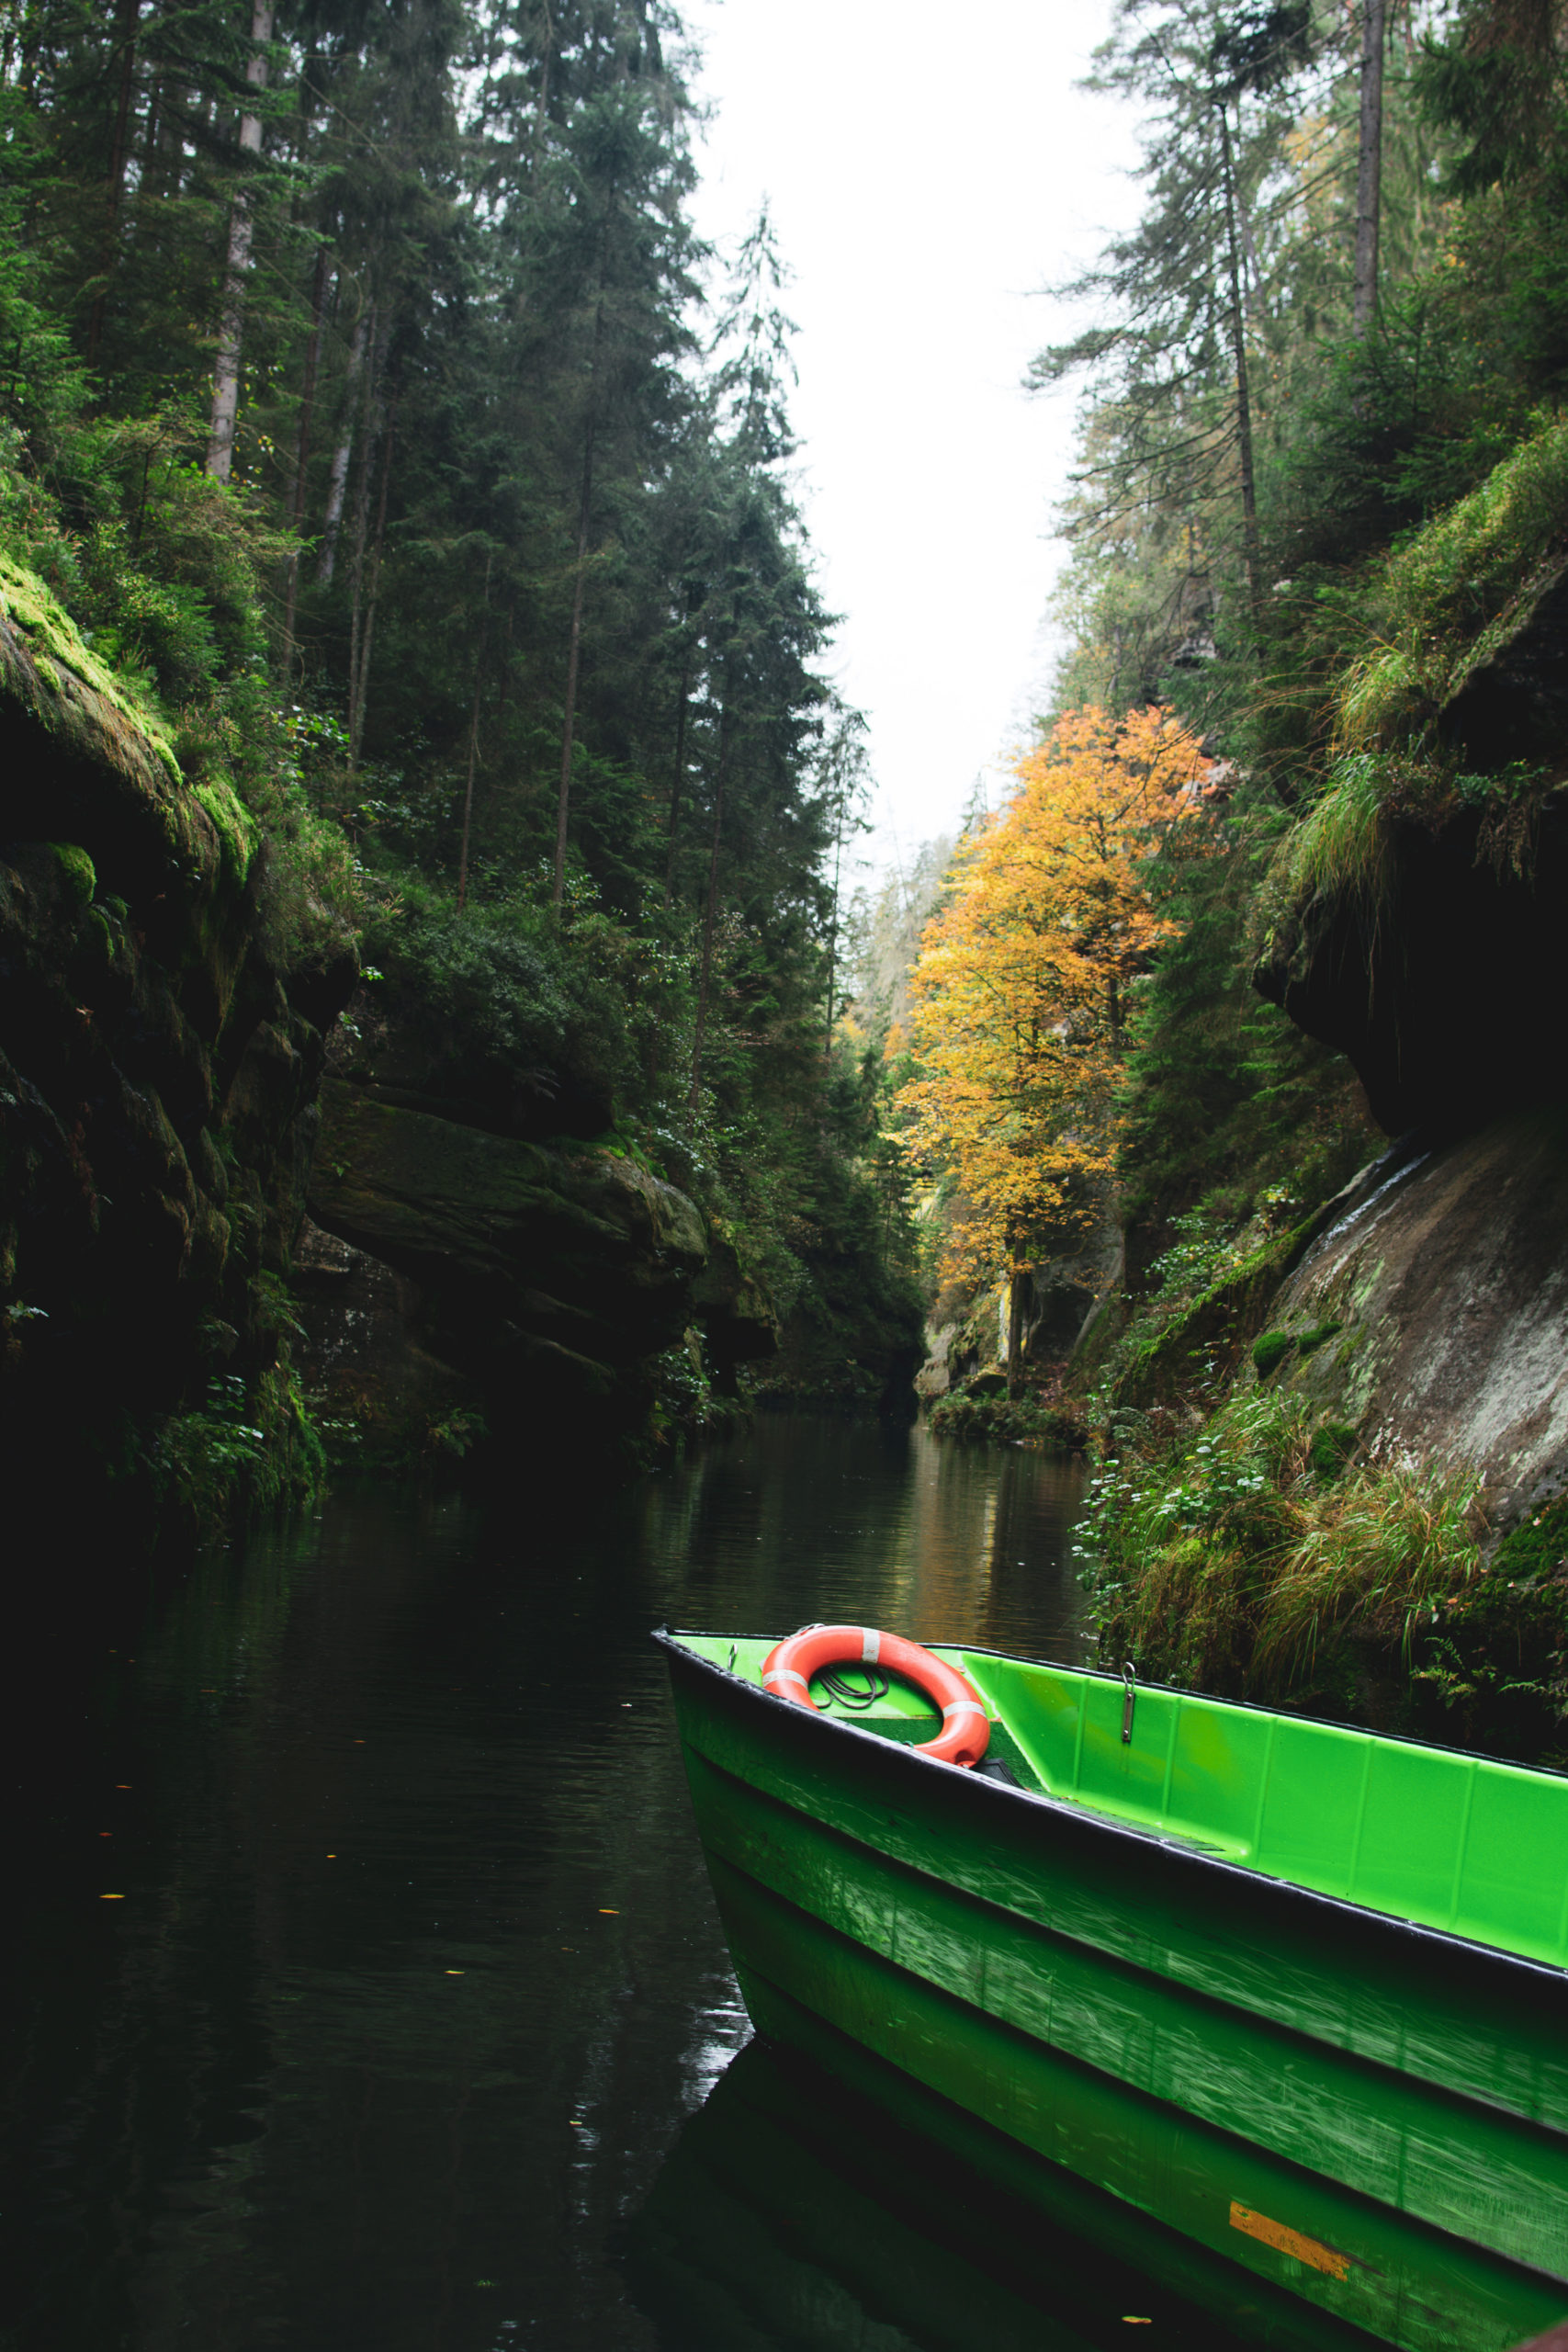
[759, 1624, 991, 1769]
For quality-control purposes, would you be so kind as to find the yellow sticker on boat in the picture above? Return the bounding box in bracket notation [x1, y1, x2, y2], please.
[1229, 2200, 1350, 2279]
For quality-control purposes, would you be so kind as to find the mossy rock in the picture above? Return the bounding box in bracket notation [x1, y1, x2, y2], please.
[47, 842, 96, 908]
[0, 553, 252, 913]
[1252, 1330, 1294, 1377]
[1115, 1215, 1319, 1408]
[307, 1080, 707, 1411]
[1339, 414, 1568, 758]
[0, 553, 180, 786]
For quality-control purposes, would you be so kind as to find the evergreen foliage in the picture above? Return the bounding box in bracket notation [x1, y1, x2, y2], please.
[1005, 0, 1568, 1749]
[1024, 0, 1568, 1296]
[0, 0, 922, 1499]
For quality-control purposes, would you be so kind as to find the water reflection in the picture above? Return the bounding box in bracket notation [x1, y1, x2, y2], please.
[636, 1414, 1091, 1662]
[626, 2039, 1331, 2352]
[3, 1416, 1092, 2351]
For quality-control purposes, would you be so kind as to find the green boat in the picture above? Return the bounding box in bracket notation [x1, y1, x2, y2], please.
[656, 1627, 1568, 2352]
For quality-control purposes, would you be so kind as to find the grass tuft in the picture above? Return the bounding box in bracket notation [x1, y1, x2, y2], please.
[1077, 1389, 1485, 1719]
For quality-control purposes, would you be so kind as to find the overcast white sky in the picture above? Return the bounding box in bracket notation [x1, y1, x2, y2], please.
[683, 0, 1145, 876]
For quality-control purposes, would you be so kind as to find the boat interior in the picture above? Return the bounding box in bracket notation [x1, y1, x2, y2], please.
[671, 1632, 1568, 1967]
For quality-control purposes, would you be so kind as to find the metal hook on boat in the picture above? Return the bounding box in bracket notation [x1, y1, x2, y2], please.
[1122, 1660, 1137, 1745]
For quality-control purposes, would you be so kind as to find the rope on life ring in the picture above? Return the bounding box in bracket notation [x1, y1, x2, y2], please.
[759, 1624, 991, 1769]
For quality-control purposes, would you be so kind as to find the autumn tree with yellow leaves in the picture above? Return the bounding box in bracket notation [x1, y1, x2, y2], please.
[897, 705, 1207, 1385]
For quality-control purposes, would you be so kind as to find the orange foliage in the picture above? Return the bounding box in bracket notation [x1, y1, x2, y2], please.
[897, 705, 1206, 1286]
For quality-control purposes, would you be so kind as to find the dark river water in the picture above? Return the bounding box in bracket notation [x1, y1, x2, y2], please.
[0, 1412, 1213, 2352]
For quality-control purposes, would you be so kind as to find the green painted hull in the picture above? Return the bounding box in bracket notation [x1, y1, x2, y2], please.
[658, 1630, 1568, 2352]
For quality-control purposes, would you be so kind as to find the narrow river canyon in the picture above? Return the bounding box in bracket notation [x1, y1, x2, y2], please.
[0, 1419, 1240, 2352]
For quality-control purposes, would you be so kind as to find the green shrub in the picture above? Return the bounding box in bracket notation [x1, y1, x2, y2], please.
[1407, 1497, 1568, 1758]
[151, 1357, 325, 1539]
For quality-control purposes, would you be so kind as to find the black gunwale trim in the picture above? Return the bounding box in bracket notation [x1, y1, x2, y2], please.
[653, 1625, 1568, 2003]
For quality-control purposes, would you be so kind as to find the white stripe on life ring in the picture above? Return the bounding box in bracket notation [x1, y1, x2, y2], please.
[942, 1700, 987, 1720]
[862, 1628, 881, 1665]
[763, 1668, 810, 1693]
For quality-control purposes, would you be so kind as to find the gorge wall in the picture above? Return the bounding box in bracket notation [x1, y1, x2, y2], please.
[0, 556, 769, 1529]
[0, 557, 356, 1529]
[298, 1074, 733, 1469]
[1259, 1120, 1568, 1527]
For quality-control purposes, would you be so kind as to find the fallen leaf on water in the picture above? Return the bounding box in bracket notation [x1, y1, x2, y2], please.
[100, 1893, 124, 1901]
[445, 1969, 465, 1976]
[598, 1907, 619, 1915]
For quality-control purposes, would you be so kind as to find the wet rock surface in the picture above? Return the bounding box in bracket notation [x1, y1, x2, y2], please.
[1263, 1116, 1568, 1526]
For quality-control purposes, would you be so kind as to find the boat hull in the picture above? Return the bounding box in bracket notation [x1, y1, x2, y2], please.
[660, 1634, 1568, 2352]
[630, 2033, 1392, 2352]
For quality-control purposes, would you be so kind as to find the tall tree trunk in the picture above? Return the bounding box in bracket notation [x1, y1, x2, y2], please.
[457, 552, 492, 913]
[1235, 180, 1267, 334]
[823, 783, 847, 1056]
[457, 672, 483, 914]
[1217, 105, 1261, 611]
[349, 392, 395, 773]
[552, 297, 604, 910]
[1353, 0, 1386, 334]
[533, 0, 553, 164]
[1006, 1265, 1027, 1399]
[206, 0, 275, 481]
[688, 705, 729, 1117]
[317, 298, 368, 585]
[85, 0, 141, 368]
[663, 663, 689, 900]
[345, 326, 385, 768]
[552, 423, 593, 908]
[141, 74, 165, 198]
[280, 245, 328, 677]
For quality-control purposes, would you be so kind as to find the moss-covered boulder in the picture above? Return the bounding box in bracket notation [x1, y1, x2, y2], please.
[0, 555, 257, 967]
